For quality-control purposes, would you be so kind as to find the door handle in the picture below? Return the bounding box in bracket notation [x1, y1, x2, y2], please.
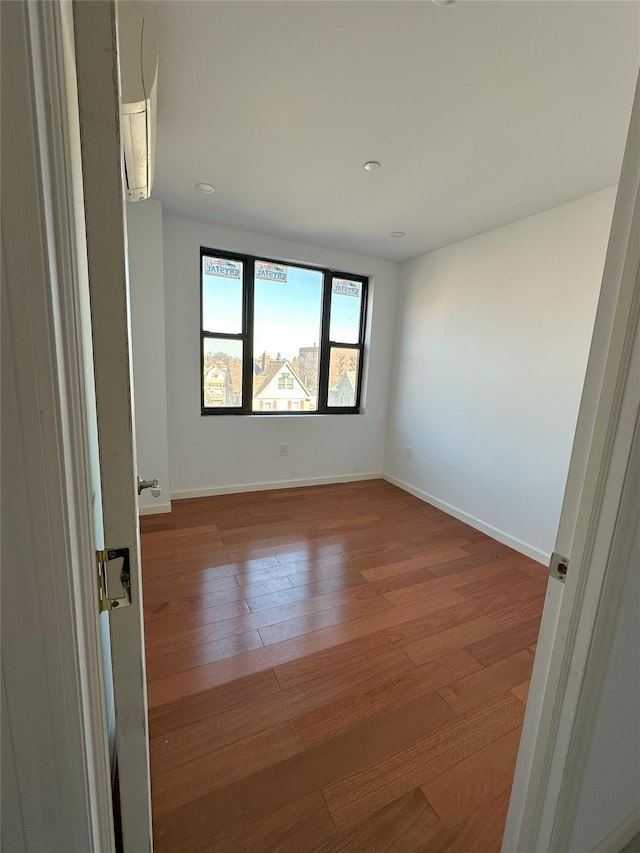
[137, 476, 161, 498]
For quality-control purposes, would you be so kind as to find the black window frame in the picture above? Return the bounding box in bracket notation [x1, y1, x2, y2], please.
[200, 246, 368, 416]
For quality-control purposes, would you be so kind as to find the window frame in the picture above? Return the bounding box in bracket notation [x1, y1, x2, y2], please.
[200, 246, 368, 416]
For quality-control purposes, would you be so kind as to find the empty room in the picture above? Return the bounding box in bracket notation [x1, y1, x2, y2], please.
[3, 1, 640, 852]
[119, 2, 639, 850]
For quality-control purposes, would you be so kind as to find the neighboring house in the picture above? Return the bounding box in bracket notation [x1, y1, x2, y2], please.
[203, 365, 230, 406]
[254, 351, 271, 374]
[329, 369, 357, 407]
[329, 348, 358, 389]
[252, 359, 312, 411]
[203, 356, 242, 407]
[295, 345, 319, 396]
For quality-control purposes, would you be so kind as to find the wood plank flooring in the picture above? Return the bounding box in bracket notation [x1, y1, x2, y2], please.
[141, 479, 547, 853]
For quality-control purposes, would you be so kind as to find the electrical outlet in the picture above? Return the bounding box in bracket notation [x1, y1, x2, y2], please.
[405, 447, 413, 460]
[279, 443, 288, 457]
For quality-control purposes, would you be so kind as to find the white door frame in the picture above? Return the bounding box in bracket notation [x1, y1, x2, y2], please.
[504, 71, 640, 852]
[72, 0, 153, 848]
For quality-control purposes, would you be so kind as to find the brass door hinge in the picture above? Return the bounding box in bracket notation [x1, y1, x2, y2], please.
[96, 548, 132, 612]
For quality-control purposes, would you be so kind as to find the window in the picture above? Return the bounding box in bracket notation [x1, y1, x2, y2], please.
[200, 248, 368, 415]
[278, 374, 294, 390]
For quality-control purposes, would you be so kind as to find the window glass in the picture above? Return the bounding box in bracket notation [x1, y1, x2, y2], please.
[329, 277, 362, 344]
[252, 262, 323, 411]
[202, 337, 243, 408]
[202, 255, 243, 334]
[327, 347, 360, 408]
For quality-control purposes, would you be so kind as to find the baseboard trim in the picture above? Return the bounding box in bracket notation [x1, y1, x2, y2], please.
[382, 474, 549, 565]
[592, 808, 640, 853]
[170, 472, 381, 501]
[138, 502, 172, 516]
[142, 475, 549, 566]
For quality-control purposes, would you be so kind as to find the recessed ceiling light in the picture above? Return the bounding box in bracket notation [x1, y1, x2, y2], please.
[363, 161, 381, 172]
[195, 182, 215, 194]
[391, 231, 407, 238]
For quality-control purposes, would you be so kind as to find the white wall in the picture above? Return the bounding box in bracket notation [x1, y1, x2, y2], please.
[162, 216, 399, 497]
[127, 198, 171, 513]
[384, 187, 616, 562]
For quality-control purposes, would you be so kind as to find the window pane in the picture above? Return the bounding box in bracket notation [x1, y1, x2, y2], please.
[328, 347, 360, 408]
[203, 337, 243, 408]
[329, 277, 362, 344]
[252, 262, 323, 411]
[202, 255, 243, 334]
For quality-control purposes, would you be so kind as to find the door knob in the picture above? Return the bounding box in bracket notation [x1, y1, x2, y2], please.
[137, 476, 161, 498]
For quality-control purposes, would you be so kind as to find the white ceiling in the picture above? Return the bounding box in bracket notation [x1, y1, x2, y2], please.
[143, 0, 640, 262]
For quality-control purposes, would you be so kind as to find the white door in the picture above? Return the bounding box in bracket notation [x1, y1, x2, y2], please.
[2, 3, 116, 849]
[72, 2, 153, 850]
[2, 0, 147, 849]
[503, 71, 640, 852]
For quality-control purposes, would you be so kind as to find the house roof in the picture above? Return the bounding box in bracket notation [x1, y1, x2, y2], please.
[228, 358, 242, 392]
[253, 360, 285, 398]
[253, 360, 310, 398]
[343, 371, 357, 389]
[204, 365, 227, 382]
[330, 370, 357, 392]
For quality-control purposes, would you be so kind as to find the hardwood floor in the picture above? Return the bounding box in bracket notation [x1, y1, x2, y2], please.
[141, 480, 547, 852]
